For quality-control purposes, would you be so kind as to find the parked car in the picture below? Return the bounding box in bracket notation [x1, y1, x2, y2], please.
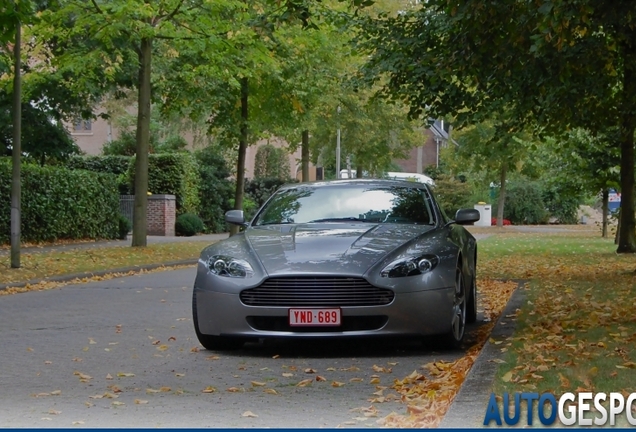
[192, 179, 480, 350]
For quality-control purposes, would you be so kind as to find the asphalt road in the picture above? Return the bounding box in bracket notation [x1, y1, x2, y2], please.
[0, 267, 486, 428]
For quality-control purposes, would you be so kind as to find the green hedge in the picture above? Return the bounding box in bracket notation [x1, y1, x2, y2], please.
[0, 160, 120, 243]
[128, 153, 200, 216]
[195, 147, 233, 233]
[66, 155, 132, 194]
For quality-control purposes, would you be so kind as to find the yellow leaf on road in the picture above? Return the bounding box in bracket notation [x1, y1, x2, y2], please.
[202, 386, 216, 393]
[242, 411, 258, 418]
[117, 372, 135, 377]
[331, 381, 345, 387]
[251, 381, 266, 387]
[296, 379, 313, 387]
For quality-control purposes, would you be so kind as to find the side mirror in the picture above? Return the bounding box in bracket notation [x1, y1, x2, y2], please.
[454, 208, 480, 225]
[225, 210, 247, 226]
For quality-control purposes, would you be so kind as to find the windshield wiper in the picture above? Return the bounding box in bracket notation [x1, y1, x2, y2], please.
[308, 217, 375, 223]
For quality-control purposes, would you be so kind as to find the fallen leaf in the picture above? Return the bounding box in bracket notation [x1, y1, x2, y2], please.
[370, 377, 381, 384]
[316, 375, 327, 382]
[117, 372, 135, 377]
[502, 371, 513, 382]
[331, 381, 345, 387]
[134, 399, 148, 404]
[72, 421, 85, 425]
[111, 401, 125, 406]
[48, 409, 61, 415]
[88, 338, 96, 345]
[272, 355, 280, 359]
[175, 373, 185, 377]
[168, 336, 176, 342]
[190, 347, 200, 353]
[157, 345, 169, 351]
[349, 378, 364, 382]
[304, 368, 317, 374]
[50, 390, 61, 396]
[105, 374, 113, 380]
[296, 379, 313, 387]
[226, 387, 241, 392]
[282, 373, 294, 378]
[242, 411, 258, 418]
[202, 386, 216, 393]
[263, 389, 278, 395]
[251, 381, 266, 387]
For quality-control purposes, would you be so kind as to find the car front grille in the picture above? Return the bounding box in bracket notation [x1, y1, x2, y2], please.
[240, 277, 394, 307]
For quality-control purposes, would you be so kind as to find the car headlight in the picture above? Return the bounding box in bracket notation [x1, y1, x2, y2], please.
[380, 254, 439, 278]
[207, 255, 254, 278]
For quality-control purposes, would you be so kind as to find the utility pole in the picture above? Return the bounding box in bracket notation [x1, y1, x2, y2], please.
[11, 5, 22, 268]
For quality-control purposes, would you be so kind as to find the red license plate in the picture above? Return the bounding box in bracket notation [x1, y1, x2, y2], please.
[288, 308, 341, 326]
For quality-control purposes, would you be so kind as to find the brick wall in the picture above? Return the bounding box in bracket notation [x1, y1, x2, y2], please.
[146, 194, 176, 236]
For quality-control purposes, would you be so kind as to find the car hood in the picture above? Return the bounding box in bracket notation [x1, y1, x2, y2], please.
[245, 223, 435, 276]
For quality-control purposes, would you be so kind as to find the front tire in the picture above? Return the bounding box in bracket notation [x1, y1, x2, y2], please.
[192, 292, 244, 351]
[466, 268, 477, 324]
[443, 265, 467, 348]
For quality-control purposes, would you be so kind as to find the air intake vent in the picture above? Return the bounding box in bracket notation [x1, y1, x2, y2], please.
[240, 277, 394, 307]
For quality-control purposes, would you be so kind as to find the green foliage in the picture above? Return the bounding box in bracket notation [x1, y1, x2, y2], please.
[65, 155, 132, 194]
[0, 102, 81, 166]
[254, 144, 290, 180]
[128, 153, 200, 216]
[117, 214, 131, 240]
[230, 195, 259, 222]
[501, 181, 549, 225]
[245, 177, 295, 208]
[101, 131, 140, 156]
[175, 213, 204, 237]
[430, 174, 472, 218]
[0, 159, 119, 243]
[541, 184, 580, 225]
[195, 146, 234, 233]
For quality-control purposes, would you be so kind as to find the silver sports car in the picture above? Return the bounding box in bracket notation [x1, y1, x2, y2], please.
[192, 179, 480, 350]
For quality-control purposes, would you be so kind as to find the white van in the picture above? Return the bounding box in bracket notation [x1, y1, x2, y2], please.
[339, 170, 435, 186]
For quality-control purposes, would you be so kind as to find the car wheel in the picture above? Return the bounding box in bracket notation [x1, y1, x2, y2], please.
[444, 265, 467, 348]
[466, 267, 477, 324]
[192, 292, 244, 351]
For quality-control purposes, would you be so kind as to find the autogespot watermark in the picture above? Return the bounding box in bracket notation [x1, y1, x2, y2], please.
[484, 392, 636, 426]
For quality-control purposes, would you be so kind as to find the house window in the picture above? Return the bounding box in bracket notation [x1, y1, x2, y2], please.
[73, 120, 92, 132]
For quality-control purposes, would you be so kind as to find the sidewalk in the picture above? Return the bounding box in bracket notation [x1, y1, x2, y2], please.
[0, 233, 229, 256]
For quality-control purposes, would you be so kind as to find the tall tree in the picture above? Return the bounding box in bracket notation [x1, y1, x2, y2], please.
[41, 0, 239, 246]
[358, 0, 636, 252]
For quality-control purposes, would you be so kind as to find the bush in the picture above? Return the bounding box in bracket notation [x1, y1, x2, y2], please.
[128, 153, 200, 216]
[541, 184, 581, 224]
[430, 174, 473, 218]
[175, 213, 204, 237]
[502, 181, 549, 225]
[245, 177, 294, 208]
[254, 144, 290, 180]
[118, 214, 131, 240]
[0, 160, 120, 243]
[195, 147, 234, 233]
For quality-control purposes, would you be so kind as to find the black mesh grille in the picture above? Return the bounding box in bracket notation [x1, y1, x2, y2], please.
[240, 277, 394, 307]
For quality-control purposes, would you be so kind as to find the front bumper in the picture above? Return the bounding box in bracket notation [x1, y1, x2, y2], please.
[193, 285, 454, 338]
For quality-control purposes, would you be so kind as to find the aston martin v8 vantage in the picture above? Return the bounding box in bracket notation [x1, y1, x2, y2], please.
[192, 179, 480, 350]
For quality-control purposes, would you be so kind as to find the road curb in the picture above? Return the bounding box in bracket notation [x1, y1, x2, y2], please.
[440, 281, 527, 428]
[0, 259, 197, 292]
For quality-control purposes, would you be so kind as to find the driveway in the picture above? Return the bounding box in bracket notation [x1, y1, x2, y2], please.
[0, 268, 488, 428]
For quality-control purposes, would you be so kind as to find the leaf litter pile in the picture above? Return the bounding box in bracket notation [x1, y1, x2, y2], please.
[376, 278, 517, 428]
[478, 230, 636, 424]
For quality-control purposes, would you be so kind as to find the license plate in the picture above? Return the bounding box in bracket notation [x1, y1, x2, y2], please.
[288, 308, 341, 326]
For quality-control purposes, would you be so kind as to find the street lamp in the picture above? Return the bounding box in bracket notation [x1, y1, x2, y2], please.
[336, 105, 341, 178]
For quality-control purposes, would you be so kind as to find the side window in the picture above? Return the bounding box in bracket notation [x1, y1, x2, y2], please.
[422, 188, 442, 225]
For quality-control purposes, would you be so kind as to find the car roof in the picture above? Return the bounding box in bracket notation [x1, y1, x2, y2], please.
[278, 178, 432, 190]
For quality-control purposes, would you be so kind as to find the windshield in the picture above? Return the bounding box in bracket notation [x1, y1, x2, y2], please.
[252, 184, 436, 226]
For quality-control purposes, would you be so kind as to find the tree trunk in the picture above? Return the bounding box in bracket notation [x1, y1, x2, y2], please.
[496, 161, 507, 227]
[356, 166, 363, 179]
[617, 39, 636, 253]
[10, 16, 22, 269]
[301, 129, 309, 182]
[131, 37, 152, 247]
[230, 77, 249, 236]
[602, 188, 609, 238]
